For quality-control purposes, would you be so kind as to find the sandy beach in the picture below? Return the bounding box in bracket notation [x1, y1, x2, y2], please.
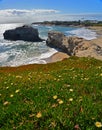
[46, 26, 102, 63]
[88, 26, 102, 36]
[44, 51, 69, 63]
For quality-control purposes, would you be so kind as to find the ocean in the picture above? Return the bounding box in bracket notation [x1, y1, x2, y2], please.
[0, 23, 97, 66]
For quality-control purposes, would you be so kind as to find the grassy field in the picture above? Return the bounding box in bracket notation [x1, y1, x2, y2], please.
[0, 57, 102, 130]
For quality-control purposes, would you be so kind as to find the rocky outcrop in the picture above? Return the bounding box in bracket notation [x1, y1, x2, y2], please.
[3, 25, 42, 42]
[46, 31, 86, 55]
[46, 31, 102, 60]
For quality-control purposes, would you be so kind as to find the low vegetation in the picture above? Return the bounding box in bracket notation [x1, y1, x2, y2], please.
[33, 20, 102, 27]
[0, 57, 102, 130]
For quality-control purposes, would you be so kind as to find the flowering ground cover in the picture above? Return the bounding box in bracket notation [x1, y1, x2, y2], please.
[0, 57, 102, 130]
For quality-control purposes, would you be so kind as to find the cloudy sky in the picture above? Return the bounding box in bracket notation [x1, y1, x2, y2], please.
[0, 0, 102, 23]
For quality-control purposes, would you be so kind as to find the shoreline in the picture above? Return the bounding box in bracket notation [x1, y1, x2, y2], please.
[44, 52, 70, 63]
[87, 26, 102, 38]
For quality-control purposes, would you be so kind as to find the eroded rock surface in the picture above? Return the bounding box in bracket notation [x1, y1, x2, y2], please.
[46, 31, 102, 60]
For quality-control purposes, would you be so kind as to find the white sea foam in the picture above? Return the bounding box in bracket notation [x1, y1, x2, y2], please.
[2, 48, 58, 66]
[46, 26, 53, 30]
[0, 53, 9, 63]
[67, 28, 97, 40]
[33, 24, 39, 27]
[26, 48, 58, 65]
[40, 48, 58, 59]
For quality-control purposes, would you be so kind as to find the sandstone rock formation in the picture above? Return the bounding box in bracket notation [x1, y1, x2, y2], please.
[46, 31, 102, 60]
[3, 25, 42, 42]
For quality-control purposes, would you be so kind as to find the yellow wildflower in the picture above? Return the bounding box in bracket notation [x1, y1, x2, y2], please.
[59, 100, 63, 104]
[11, 83, 13, 85]
[16, 75, 22, 78]
[15, 89, 20, 93]
[4, 82, 7, 84]
[53, 95, 58, 99]
[69, 98, 73, 102]
[10, 94, 14, 97]
[3, 101, 10, 106]
[52, 104, 58, 108]
[98, 66, 101, 69]
[100, 73, 102, 76]
[95, 122, 102, 128]
[79, 96, 83, 102]
[92, 117, 95, 120]
[28, 78, 31, 80]
[69, 89, 73, 92]
[57, 99, 63, 104]
[6, 87, 9, 89]
[51, 121, 56, 127]
[36, 112, 42, 118]
[84, 78, 89, 80]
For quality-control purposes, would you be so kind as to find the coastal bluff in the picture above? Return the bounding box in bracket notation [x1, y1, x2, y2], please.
[46, 31, 102, 60]
[3, 25, 43, 42]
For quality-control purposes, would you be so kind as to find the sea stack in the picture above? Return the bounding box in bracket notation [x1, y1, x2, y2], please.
[3, 25, 43, 42]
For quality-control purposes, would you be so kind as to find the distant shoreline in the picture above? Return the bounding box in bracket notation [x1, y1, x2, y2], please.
[32, 20, 102, 27]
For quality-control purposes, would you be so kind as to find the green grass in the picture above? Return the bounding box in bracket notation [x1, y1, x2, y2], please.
[0, 57, 102, 130]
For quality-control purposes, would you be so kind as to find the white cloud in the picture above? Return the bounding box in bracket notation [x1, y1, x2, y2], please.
[0, 9, 59, 24]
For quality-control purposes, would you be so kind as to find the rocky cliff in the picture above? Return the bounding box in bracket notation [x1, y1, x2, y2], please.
[46, 31, 102, 60]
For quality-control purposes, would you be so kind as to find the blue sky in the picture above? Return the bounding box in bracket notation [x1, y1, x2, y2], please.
[0, 0, 102, 23]
[0, 0, 102, 14]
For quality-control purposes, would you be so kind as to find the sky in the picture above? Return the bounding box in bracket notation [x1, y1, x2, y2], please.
[0, 0, 102, 13]
[0, 0, 102, 23]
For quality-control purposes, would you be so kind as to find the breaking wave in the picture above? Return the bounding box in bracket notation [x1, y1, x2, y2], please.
[66, 27, 97, 40]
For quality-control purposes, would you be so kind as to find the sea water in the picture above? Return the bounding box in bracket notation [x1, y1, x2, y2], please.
[0, 23, 97, 66]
